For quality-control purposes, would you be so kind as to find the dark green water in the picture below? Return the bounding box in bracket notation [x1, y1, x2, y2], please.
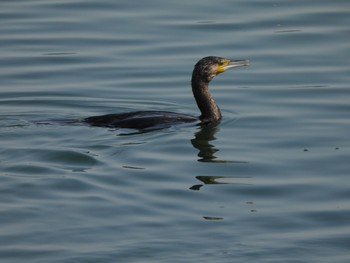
[1, 0, 350, 262]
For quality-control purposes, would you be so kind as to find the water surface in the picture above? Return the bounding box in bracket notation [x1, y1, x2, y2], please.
[1, 0, 350, 262]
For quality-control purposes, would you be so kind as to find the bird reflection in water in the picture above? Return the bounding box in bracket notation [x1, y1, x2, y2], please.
[190, 123, 249, 191]
[191, 122, 243, 163]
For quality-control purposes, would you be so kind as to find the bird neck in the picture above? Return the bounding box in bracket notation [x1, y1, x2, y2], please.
[191, 75, 221, 123]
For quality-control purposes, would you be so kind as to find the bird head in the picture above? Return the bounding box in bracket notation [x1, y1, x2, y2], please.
[193, 56, 249, 82]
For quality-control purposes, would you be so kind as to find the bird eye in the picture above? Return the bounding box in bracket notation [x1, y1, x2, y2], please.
[220, 59, 229, 66]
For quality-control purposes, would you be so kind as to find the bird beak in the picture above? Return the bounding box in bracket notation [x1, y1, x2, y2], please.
[217, 59, 250, 74]
[225, 59, 250, 70]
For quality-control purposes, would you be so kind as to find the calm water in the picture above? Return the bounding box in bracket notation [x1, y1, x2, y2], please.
[1, 0, 350, 262]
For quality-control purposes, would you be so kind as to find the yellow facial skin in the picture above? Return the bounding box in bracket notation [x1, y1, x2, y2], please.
[216, 59, 231, 75]
[216, 59, 250, 75]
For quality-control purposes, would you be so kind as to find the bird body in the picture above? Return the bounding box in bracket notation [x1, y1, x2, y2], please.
[84, 110, 198, 129]
[85, 56, 249, 129]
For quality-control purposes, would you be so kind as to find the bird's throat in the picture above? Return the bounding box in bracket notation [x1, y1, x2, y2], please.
[191, 78, 222, 123]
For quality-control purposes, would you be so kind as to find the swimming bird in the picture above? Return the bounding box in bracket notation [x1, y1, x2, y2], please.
[84, 56, 249, 129]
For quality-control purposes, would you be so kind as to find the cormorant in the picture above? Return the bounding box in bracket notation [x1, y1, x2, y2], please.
[84, 56, 249, 129]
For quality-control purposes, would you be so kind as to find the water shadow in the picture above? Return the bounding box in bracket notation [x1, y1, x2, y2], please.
[190, 122, 247, 164]
[189, 175, 252, 191]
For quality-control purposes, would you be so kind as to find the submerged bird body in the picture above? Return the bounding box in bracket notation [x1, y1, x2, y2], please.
[85, 56, 249, 129]
[84, 110, 198, 129]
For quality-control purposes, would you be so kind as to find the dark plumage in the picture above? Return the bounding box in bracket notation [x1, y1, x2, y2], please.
[84, 56, 249, 129]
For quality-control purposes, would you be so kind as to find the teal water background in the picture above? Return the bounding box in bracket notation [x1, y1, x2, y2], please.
[1, 0, 350, 262]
